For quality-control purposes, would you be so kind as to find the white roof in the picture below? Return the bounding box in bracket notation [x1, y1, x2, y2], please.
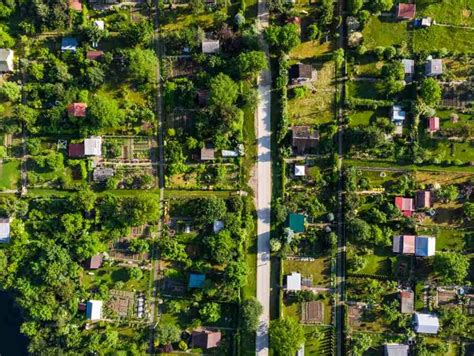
[86, 300, 103, 321]
[0, 218, 11, 243]
[213, 220, 224, 234]
[414, 313, 439, 334]
[0, 48, 13, 72]
[94, 20, 105, 30]
[202, 40, 220, 54]
[384, 344, 409, 356]
[401, 59, 414, 74]
[286, 272, 301, 291]
[392, 105, 406, 123]
[84, 137, 102, 156]
[295, 344, 304, 356]
[295, 165, 305, 176]
[222, 150, 238, 157]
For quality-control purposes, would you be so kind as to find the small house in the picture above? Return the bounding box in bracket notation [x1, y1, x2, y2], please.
[61, 37, 78, 52]
[69, 0, 82, 11]
[286, 272, 301, 292]
[0, 218, 11, 243]
[0, 49, 14, 72]
[394, 197, 414, 217]
[86, 50, 104, 60]
[294, 165, 306, 177]
[86, 300, 103, 321]
[384, 344, 409, 356]
[427, 116, 440, 133]
[391, 105, 406, 126]
[202, 39, 220, 54]
[288, 213, 305, 233]
[213, 220, 224, 233]
[200, 146, 215, 161]
[68, 143, 85, 157]
[292, 126, 319, 154]
[425, 58, 443, 76]
[413, 313, 439, 334]
[84, 137, 102, 156]
[415, 190, 432, 209]
[393, 235, 416, 254]
[401, 59, 414, 83]
[396, 3, 416, 20]
[289, 63, 315, 84]
[93, 167, 114, 182]
[188, 273, 206, 289]
[192, 329, 221, 349]
[415, 236, 435, 257]
[421, 17, 433, 27]
[85, 254, 103, 269]
[67, 103, 87, 117]
[400, 290, 414, 314]
[94, 20, 105, 30]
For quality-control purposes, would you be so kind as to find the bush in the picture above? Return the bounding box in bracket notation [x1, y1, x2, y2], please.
[293, 86, 308, 99]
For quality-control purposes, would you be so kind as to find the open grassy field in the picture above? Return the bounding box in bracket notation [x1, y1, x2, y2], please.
[417, 0, 474, 26]
[353, 60, 384, 78]
[420, 136, 474, 163]
[288, 60, 335, 125]
[282, 257, 330, 286]
[0, 160, 20, 190]
[413, 26, 474, 53]
[290, 41, 334, 60]
[362, 17, 409, 49]
[437, 110, 474, 130]
[346, 81, 381, 100]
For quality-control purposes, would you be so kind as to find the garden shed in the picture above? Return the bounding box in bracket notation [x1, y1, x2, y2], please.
[0, 217, 11, 243]
[285, 272, 301, 291]
[384, 343, 409, 356]
[192, 329, 221, 349]
[415, 190, 432, 209]
[86, 300, 103, 321]
[413, 313, 439, 334]
[288, 213, 305, 233]
[0, 49, 14, 72]
[188, 273, 206, 289]
[425, 59, 443, 76]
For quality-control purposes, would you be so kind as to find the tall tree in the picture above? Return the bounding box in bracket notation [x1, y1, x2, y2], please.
[269, 318, 305, 355]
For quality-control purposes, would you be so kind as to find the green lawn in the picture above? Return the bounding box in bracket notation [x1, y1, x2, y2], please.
[420, 136, 474, 163]
[347, 81, 381, 100]
[413, 26, 474, 53]
[82, 263, 150, 293]
[349, 110, 374, 126]
[362, 17, 409, 49]
[416, 226, 467, 252]
[282, 258, 330, 286]
[0, 159, 20, 190]
[417, 0, 474, 26]
[437, 110, 474, 130]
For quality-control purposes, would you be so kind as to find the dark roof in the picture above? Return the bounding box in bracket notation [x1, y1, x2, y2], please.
[192, 330, 221, 349]
[85, 255, 103, 269]
[415, 190, 432, 209]
[68, 143, 85, 157]
[400, 290, 414, 314]
[197, 89, 210, 106]
[289, 63, 313, 80]
[292, 126, 319, 153]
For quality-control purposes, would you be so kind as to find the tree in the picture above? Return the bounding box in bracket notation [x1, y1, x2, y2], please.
[155, 323, 181, 346]
[463, 202, 474, 220]
[209, 73, 239, 111]
[87, 94, 124, 131]
[199, 302, 221, 322]
[225, 261, 248, 287]
[440, 306, 468, 338]
[320, 0, 335, 25]
[205, 229, 235, 264]
[129, 238, 149, 253]
[128, 267, 143, 280]
[333, 48, 344, 70]
[126, 48, 157, 85]
[372, 0, 393, 13]
[241, 298, 263, 332]
[166, 140, 187, 176]
[193, 196, 227, 226]
[346, 218, 372, 245]
[265, 24, 301, 53]
[269, 318, 305, 355]
[123, 196, 160, 226]
[308, 24, 319, 41]
[189, 0, 204, 14]
[0, 82, 21, 102]
[349, 0, 363, 14]
[437, 185, 458, 202]
[124, 20, 153, 47]
[420, 78, 442, 106]
[235, 51, 268, 80]
[433, 252, 469, 284]
[86, 66, 105, 89]
[351, 333, 372, 355]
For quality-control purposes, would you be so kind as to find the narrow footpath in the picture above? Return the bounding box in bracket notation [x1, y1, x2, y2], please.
[255, 0, 271, 354]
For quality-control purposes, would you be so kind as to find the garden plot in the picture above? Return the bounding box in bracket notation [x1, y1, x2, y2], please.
[440, 83, 474, 109]
[362, 17, 409, 49]
[413, 26, 474, 53]
[167, 163, 240, 190]
[0, 159, 20, 190]
[288, 59, 335, 125]
[103, 136, 157, 162]
[108, 225, 153, 263]
[416, 0, 474, 27]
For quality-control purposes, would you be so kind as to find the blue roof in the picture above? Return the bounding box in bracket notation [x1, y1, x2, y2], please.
[188, 273, 205, 288]
[415, 236, 435, 257]
[61, 37, 78, 51]
[288, 213, 305, 233]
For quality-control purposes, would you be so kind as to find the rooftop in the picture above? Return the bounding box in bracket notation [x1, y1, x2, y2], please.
[86, 300, 103, 321]
[286, 272, 301, 291]
[84, 137, 102, 156]
[188, 273, 206, 289]
[61, 37, 78, 52]
[68, 143, 85, 157]
[67, 102, 87, 117]
[396, 3, 416, 19]
[0, 218, 11, 243]
[288, 213, 305, 233]
[202, 40, 220, 54]
[414, 313, 439, 334]
[192, 329, 221, 349]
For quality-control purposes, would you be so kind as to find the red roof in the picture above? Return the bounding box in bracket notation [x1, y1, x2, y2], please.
[67, 103, 87, 117]
[86, 50, 104, 60]
[69, 143, 85, 157]
[69, 0, 82, 11]
[395, 197, 414, 217]
[192, 330, 221, 349]
[401, 235, 416, 254]
[397, 3, 416, 19]
[85, 255, 103, 269]
[428, 117, 440, 132]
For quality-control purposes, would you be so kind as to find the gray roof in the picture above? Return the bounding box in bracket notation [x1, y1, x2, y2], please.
[402, 59, 414, 74]
[384, 344, 409, 356]
[426, 59, 443, 75]
[202, 40, 220, 54]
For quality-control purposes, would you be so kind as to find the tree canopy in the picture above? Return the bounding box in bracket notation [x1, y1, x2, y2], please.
[269, 318, 305, 355]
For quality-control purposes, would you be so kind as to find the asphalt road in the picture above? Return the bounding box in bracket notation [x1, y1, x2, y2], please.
[255, 2, 271, 352]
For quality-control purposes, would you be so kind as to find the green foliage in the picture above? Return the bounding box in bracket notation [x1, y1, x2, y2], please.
[205, 229, 235, 264]
[166, 139, 187, 176]
[437, 185, 458, 202]
[463, 202, 474, 220]
[193, 196, 227, 226]
[87, 94, 124, 132]
[155, 323, 181, 346]
[126, 48, 157, 85]
[433, 252, 469, 284]
[333, 48, 345, 69]
[199, 302, 221, 322]
[351, 333, 372, 355]
[235, 51, 268, 80]
[124, 20, 153, 47]
[241, 298, 263, 332]
[269, 318, 305, 356]
[265, 24, 301, 53]
[128, 267, 143, 280]
[440, 306, 468, 338]
[371, 0, 393, 13]
[308, 23, 319, 41]
[349, 0, 364, 14]
[419, 78, 442, 106]
[0, 82, 21, 102]
[320, 0, 335, 25]
[209, 73, 239, 110]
